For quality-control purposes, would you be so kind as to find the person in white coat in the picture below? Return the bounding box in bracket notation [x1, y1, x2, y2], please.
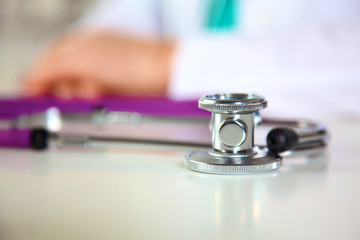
[23, 0, 360, 117]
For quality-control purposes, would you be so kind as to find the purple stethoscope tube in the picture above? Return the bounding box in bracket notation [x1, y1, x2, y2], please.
[0, 129, 39, 149]
[0, 96, 210, 120]
[0, 96, 210, 150]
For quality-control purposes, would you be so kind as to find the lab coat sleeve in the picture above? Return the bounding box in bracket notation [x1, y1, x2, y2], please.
[75, 0, 161, 36]
[169, 20, 360, 117]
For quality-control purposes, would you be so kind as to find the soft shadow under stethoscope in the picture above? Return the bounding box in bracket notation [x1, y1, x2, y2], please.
[183, 152, 329, 238]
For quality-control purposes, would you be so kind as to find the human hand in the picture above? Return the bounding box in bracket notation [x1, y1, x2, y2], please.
[23, 31, 174, 98]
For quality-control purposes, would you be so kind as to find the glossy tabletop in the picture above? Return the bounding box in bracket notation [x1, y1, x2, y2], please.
[0, 116, 359, 240]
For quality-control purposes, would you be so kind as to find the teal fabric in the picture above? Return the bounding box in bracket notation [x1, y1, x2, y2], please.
[205, 0, 240, 31]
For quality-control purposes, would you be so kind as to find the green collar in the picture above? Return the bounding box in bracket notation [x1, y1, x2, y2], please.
[205, 0, 241, 32]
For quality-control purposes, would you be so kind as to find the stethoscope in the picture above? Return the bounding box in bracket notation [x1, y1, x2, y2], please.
[0, 93, 329, 175]
[184, 93, 329, 175]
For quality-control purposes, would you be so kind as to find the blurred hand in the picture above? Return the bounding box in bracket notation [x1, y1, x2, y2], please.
[23, 31, 174, 98]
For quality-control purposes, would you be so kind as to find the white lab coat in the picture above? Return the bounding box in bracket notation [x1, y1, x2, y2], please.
[77, 0, 360, 118]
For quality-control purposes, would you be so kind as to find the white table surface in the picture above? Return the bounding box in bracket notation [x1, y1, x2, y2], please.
[0, 116, 360, 240]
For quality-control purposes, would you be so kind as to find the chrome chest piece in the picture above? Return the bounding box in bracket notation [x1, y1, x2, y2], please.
[185, 93, 282, 174]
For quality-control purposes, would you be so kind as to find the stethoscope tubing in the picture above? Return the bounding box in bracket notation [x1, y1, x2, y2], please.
[0, 115, 329, 158]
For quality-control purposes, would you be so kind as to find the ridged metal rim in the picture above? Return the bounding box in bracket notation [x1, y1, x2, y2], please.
[184, 148, 282, 175]
[184, 159, 282, 175]
[199, 93, 267, 113]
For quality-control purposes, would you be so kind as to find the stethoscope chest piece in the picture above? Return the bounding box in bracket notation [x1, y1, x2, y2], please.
[184, 93, 282, 174]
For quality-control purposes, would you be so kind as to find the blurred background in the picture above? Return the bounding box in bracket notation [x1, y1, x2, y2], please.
[0, 0, 99, 94]
[0, 0, 359, 119]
